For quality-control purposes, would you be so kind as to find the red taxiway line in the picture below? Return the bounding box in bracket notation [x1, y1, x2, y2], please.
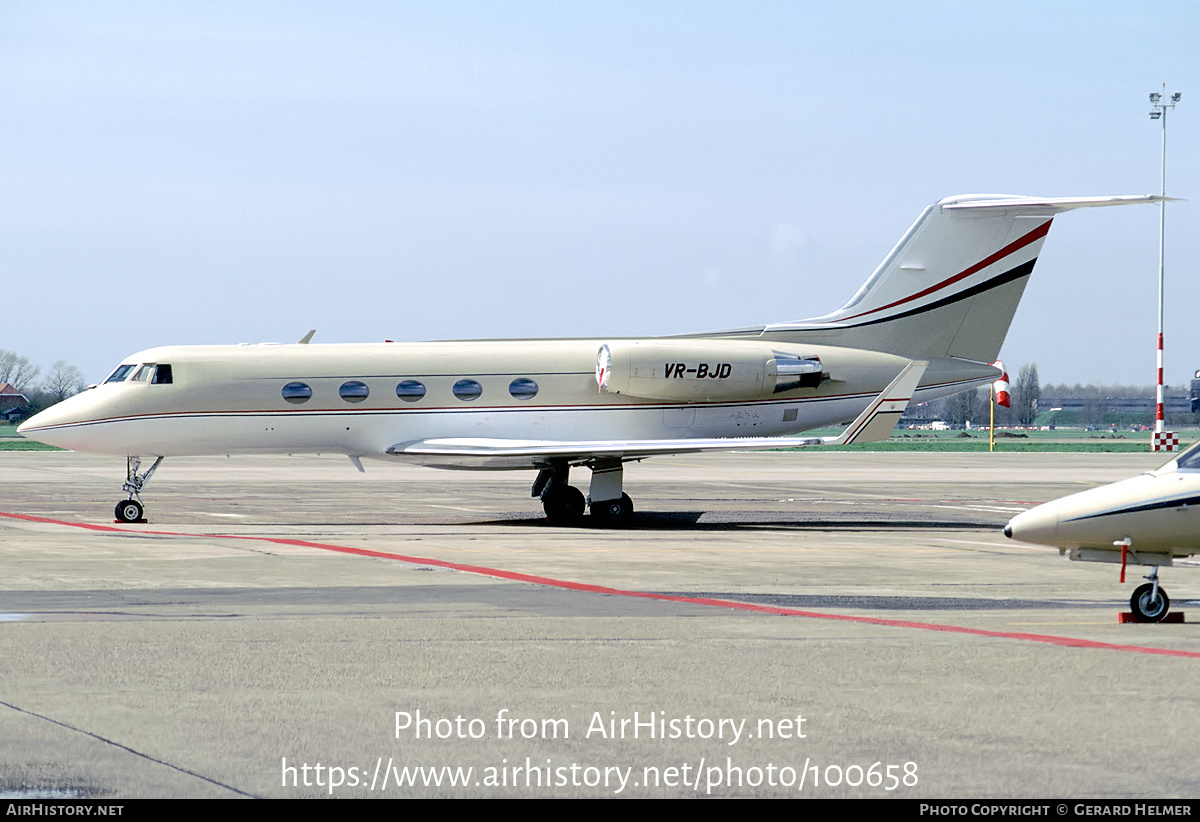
[3, 510, 1198, 660]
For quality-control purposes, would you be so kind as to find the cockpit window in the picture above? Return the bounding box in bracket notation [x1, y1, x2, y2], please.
[104, 364, 137, 384]
[132, 364, 154, 382]
[1173, 440, 1200, 471]
[152, 364, 173, 384]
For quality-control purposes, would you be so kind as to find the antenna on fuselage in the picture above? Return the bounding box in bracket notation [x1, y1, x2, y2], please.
[298, 329, 317, 344]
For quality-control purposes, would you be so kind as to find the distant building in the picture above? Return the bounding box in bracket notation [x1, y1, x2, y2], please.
[0, 383, 29, 421]
[0, 383, 28, 410]
[1039, 396, 1193, 416]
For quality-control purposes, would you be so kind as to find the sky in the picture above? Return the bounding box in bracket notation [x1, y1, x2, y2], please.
[2, 1, 1197, 389]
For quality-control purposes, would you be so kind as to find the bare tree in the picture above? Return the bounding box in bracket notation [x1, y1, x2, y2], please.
[941, 386, 985, 427]
[42, 361, 84, 404]
[0, 349, 40, 393]
[1011, 363, 1040, 426]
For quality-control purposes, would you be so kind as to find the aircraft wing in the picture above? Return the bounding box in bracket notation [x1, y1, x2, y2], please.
[385, 361, 926, 469]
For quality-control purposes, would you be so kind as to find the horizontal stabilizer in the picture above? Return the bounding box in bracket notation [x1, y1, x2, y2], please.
[940, 194, 1170, 212]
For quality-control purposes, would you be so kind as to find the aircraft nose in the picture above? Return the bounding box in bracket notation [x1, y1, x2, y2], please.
[17, 406, 63, 446]
[1004, 505, 1061, 547]
[15, 394, 98, 450]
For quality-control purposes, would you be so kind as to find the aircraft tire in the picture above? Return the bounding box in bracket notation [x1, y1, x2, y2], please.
[115, 499, 144, 523]
[590, 493, 634, 526]
[543, 486, 585, 524]
[1130, 583, 1170, 623]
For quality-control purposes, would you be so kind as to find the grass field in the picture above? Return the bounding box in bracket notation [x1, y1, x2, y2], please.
[0, 424, 61, 451]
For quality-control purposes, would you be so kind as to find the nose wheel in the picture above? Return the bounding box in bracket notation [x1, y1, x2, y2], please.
[1130, 581, 1170, 623]
[115, 498, 145, 523]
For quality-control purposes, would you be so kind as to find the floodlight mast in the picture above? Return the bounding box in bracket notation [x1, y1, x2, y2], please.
[1149, 85, 1181, 440]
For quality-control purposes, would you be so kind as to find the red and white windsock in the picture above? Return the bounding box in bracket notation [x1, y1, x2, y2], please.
[992, 361, 1011, 408]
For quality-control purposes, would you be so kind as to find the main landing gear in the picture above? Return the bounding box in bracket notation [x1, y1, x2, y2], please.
[115, 456, 162, 523]
[532, 458, 634, 527]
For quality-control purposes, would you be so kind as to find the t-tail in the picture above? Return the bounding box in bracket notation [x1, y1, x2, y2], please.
[759, 195, 1164, 363]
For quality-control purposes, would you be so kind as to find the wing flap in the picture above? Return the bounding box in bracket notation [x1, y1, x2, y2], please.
[388, 435, 827, 467]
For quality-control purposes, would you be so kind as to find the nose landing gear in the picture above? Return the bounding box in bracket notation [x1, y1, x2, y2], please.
[1130, 568, 1171, 623]
[115, 456, 162, 523]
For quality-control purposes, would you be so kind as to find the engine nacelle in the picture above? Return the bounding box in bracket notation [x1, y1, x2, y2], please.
[595, 341, 825, 401]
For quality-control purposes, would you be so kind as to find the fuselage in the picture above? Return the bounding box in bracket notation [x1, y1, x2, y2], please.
[1005, 444, 1200, 563]
[18, 337, 987, 462]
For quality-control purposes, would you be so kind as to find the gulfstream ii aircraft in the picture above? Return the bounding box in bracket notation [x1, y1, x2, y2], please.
[20, 194, 1160, 525]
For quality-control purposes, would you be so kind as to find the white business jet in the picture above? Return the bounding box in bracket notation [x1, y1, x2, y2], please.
[20, 194, 1160, 526]
[1005, 442, 1200, 622]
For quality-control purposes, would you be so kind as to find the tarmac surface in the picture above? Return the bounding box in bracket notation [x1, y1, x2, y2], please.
[2, 448, 1199, 799]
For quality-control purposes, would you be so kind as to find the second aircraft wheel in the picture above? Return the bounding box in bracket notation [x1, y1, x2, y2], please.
[115, 499, 144, 523]
[590, 493, 634, 526]
[1130, 582, 1170, 623]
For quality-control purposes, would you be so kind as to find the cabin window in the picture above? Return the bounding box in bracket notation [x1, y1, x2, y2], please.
[396, 380, 426, 402]
[508, 378, 538, 400]
[339, 381, 370, 403]
[453, 379, 482, 401]
[104, 364, 137, 383]
[152, 364, 173, 384]
[282, 382, 312, 404]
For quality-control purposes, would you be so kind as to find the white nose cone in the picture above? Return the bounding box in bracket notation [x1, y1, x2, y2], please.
[16, 402, 78, 449]
[1004, 504, 1060, 546]
[16, 389, 112, 451]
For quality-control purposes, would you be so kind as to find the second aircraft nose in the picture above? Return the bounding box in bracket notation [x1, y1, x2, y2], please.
[1003, 505, 1061, 547]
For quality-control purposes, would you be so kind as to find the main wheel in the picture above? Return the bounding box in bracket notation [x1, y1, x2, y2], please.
[1130, 582, 1170, 623]
[115, 499, 144, 523]
[590, 493, 634, 526]
[542, 485, 585, 524]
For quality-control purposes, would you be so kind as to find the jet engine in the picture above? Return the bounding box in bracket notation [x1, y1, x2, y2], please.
[595, 341, 826, 402]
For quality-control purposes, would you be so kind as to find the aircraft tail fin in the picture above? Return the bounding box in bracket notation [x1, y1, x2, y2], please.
[766, 195, 1163, 363]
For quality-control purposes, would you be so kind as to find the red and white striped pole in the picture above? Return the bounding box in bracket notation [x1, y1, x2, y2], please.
[1156, 331, 1165, 435]
[1149, 85, 1179, 452]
